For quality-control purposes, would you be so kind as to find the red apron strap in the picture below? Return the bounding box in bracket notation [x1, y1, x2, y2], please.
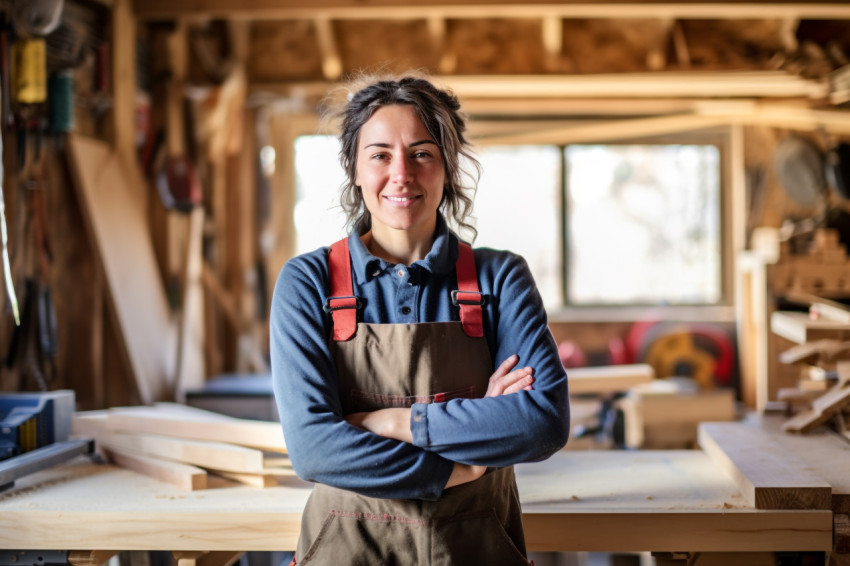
[326, 237, 360, 341]
[453, 242, 484, 338]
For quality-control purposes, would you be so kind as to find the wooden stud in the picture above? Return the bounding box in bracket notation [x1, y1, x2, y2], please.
[646, 19, 672, 71]
[672, 20, 691, 68]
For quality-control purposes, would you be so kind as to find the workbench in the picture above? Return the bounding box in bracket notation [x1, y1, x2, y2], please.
[0, 446, 833, 555]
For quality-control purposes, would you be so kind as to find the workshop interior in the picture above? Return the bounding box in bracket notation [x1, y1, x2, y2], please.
[1, 0, 850, 565]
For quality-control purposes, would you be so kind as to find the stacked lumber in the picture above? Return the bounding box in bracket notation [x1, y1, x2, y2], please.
[775, 313, 850, 437]
[71, 403, 293, 491]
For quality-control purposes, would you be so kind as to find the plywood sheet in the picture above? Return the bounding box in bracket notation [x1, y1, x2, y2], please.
[66, 135, 175, 403]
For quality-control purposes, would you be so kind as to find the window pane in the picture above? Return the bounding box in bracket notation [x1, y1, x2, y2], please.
[475, 146, 562, 309]
[565, 145, 721, 305]
[294, 135, 349, 254]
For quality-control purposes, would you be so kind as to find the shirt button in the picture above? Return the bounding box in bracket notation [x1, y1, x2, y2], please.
[401, 306, 411, 315]
[397, 269, 405, 277]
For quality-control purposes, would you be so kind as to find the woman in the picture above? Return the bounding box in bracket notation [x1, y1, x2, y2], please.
[271, 74, 570, 565]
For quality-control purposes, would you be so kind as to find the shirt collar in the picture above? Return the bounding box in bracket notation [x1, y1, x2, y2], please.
[348, 213, 458, 285]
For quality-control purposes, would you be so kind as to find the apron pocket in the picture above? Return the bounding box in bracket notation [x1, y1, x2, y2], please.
[433, 509, 529, 565]
[300, 510, 425, 565]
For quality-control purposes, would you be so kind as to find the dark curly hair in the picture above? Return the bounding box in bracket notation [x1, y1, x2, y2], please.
[326, 73, 481, 240]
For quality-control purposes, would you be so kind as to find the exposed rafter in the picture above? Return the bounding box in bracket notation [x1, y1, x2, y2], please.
[250, 71, 828, 102]
[133, 2, 850, 22]
[314, 17, 343, 80]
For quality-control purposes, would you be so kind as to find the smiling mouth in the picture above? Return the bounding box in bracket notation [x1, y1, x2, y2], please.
[385, 195, 421, 203]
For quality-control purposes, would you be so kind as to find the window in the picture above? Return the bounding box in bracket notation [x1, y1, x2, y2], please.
[292, 135, 723, 310]
[564, 144, 721, 306]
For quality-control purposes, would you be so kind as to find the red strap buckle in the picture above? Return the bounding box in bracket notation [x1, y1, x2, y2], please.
[454, 243, 484, 338]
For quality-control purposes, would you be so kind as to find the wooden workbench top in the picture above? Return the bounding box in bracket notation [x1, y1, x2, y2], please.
[0, 449, 832, 553]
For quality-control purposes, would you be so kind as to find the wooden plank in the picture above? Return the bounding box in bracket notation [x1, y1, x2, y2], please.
[112, 0, 138, 167]
[784, 382, 850, 433]
[771, 311, 850, 344]
[99, 432, 266, 473]
[210, 470, 279, 488]
[102, 446, 207, 491]
[133, 1, 850, 21]
[698, 422, 832, 509]
[71, 410, 110, 437]
[778, 339, 850, 365]
[811, 382, 850, 414]
[0, 451, 832, 551]
[567, 363, 654, 395]
[66, 135, 175, 404]
[782, 407, 835, 433]
[755, 414, 850, 514]
[105, 406, 286, 453]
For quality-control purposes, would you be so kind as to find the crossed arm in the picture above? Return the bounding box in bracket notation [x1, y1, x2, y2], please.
[345, 354, 535, 488]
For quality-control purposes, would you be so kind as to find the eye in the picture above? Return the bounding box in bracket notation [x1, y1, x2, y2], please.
[413, 150, 433, 159]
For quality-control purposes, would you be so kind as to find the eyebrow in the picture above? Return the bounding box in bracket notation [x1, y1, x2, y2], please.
[364, 140, 439, 149]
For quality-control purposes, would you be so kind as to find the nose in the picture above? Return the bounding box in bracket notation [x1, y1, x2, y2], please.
[391, 157, 412, 184]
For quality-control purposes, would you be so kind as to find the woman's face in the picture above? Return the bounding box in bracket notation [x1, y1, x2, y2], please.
[355, 104, 445, 242]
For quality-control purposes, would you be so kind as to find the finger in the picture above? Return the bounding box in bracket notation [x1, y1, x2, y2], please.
[502, 374, 535, 395]
[491, 354, 519, 380]
[491, 367, 533, 396]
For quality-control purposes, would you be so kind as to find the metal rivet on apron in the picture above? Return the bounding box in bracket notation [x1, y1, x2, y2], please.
[400, 306, 411, 315]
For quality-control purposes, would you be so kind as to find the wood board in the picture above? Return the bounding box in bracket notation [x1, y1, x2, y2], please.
[102, 446, 207, 491]
[99, 432, 266, 473]
[770, 311, 850, 345]
[567, 363, 654, 395]
[754, 413, 850, 514]
[698, 421, 831, 510]
[105, 406, 286, 453]
[66, 134, 175, 403]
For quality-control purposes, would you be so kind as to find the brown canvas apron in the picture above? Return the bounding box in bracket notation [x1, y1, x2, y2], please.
[293, 237, 528, 565]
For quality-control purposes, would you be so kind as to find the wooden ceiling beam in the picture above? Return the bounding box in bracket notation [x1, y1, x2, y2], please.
[250, 71, 828, 101]
[438, 72, 828, 99]
[133, 2, 850, 22]
[472, 104, 850, 145]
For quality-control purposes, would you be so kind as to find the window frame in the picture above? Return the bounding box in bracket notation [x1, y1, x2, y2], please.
[472, 124, 740, 323]
[279, 116, 741, 324]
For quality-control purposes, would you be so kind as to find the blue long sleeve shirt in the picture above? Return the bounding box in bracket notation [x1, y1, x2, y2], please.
[270, 215, 570, 501]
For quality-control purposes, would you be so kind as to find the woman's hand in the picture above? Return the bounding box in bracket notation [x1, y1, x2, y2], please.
[445, 462, 487, 488]
[346, 408, 413, 443]
[486, 354, 534, 397]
